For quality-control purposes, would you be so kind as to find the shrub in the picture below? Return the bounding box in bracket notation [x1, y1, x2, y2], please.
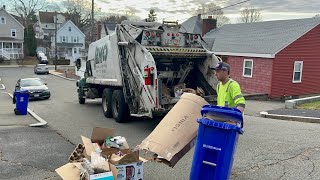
[0, 57, 4, 63]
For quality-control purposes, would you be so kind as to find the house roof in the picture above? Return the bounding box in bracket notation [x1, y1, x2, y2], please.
[57, 20, 85, 37]
[39, 11, 68, 23]
[203, 18, 320, 58]
[0, 7, 24, 29]
[180, 15, 202, 34]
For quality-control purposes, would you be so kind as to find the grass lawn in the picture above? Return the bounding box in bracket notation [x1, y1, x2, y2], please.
[296, 101, 320, 110]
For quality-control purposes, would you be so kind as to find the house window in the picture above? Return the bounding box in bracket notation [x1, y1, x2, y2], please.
[74, 48, 77, 53]
[62, 36, 66, 42]
[11, 29, 16, 37]
[293, 61, 303, 83]
[69, 27, 71, 31]
[77, 36, 79, 42]
[0, 17, 6, 24]
[66, 36, 69, 42]
[74, 36, 77, 43]
[243, 59, 253, 78]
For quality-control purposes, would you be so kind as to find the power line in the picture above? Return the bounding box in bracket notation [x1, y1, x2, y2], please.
[163, 0, 251, 22]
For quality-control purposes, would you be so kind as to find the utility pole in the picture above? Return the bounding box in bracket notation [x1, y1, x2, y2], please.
[55, 12, 58, 70]
[91, 0, 94, 43]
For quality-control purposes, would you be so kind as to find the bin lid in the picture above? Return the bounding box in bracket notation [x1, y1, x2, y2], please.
[14, 90, 29, 94]
[197, 118, 243, 134]
[201, 105, 243, 128]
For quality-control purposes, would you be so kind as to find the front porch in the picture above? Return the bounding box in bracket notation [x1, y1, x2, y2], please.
[0, 42, 24, 60]
[49, 43, 84, 65]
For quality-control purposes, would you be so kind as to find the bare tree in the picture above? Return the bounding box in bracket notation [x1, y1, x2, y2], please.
[195, 2, 230, 27]
[11, 0, 46, 26]
[100, 15, 128, 24]
[62, 0, 101, 30]
[240, 7, 262, 23]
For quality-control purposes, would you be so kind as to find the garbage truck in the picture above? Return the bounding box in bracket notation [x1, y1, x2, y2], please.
[76, 21, 221, 122]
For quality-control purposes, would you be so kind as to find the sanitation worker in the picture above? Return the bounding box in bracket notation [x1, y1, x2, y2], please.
[211, 62, 245, 113]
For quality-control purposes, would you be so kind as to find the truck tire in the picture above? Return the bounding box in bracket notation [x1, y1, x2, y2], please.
[111, 90, 129, 123]
[102, 88, 113, 118]
[78, 88, 85, 104]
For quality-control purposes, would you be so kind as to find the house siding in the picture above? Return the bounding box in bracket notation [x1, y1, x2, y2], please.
[270, 24, 320, 98]
[0, 10, 24, 41]
[225, 56, 273, 95]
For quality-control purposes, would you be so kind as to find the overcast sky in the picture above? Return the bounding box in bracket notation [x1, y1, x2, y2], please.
[94, 0, 320, 23]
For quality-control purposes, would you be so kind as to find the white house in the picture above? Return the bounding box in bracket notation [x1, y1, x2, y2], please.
[38, 11, 66, 39]
[52, 20, 85, 64]
[0, 6, 24, 60]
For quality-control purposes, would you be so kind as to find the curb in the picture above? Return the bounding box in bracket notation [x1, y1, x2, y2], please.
[4, 92, 47, 127]
[260, 111, 320, 124]
[49, 71, 77, 81]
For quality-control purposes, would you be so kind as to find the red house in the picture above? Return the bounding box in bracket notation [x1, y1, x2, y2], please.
[202, 18, 320, 98]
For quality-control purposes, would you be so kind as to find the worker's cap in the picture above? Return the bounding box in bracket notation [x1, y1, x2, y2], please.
[211, 62, 230, 71]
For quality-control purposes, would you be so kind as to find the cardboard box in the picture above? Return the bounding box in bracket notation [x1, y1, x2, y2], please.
[115, 162, 144, 180]
[81, 127, 129, 158]
[56, 127, 144, 180]
[56, 162, 117, 180]
[89, 171, 114, 180]
[138, 93, 209, 167]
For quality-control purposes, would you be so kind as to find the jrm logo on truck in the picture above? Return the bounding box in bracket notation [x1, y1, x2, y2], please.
[95, 44, 108, 64]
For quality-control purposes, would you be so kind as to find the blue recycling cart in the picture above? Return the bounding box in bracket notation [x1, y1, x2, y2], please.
[189, 105, 244, 180]
[13, 90, 29, 115]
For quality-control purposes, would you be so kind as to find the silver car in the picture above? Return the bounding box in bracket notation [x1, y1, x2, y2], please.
[15, 78, 51, 100]
[34, 64, 49, 74]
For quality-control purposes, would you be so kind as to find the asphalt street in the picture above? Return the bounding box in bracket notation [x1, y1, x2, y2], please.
[1, 67, 320, 179]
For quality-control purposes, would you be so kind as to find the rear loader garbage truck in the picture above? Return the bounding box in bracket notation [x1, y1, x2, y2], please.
[76, 21, 220, 122]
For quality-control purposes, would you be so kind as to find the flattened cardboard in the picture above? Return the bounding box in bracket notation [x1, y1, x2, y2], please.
[55, 163, 81, 180]
[91, 127, 115, 145]
[138, 93, 209, 167]
[81, 136, 96, 157]
[109, 151, 140, 165]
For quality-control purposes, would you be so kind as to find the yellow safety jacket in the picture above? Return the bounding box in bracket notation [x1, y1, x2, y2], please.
[216, 79, 245, 109]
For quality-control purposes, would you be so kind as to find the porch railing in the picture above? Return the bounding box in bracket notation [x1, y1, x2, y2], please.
[0, 49, 10, 60]
[2, 48, 23, 54]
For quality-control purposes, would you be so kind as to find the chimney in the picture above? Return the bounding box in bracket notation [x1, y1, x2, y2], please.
[202, 17, 217, 36]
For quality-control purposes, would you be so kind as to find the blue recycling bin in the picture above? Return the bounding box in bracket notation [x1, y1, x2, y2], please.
[13, 90, 29, 115]
[189, 105, 244, 180]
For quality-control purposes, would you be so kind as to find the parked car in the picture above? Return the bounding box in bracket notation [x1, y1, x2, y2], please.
[36, 51, 48, 64]
[34, 64, 49, 74]
[14, 78, 50, 100]
[39, 56, 49, 64]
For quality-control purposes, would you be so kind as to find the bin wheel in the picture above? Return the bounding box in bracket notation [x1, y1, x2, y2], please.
[14, 108, 21, 115]
[102, 88, 113, 118]
[111, 90, 129, 123]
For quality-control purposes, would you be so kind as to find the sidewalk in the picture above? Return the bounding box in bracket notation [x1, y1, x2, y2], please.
[49, 70, 79, 81]
[0, 92, 37, 126]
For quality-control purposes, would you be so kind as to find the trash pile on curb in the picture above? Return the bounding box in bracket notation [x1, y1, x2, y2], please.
[56, 127, 146, 180]
[56, 93, 215, 179]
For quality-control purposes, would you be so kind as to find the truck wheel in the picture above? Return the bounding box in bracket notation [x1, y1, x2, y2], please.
[78, 89, 85, 104]
[111, 90, 129, 123]
[102, 88, 113, 118]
